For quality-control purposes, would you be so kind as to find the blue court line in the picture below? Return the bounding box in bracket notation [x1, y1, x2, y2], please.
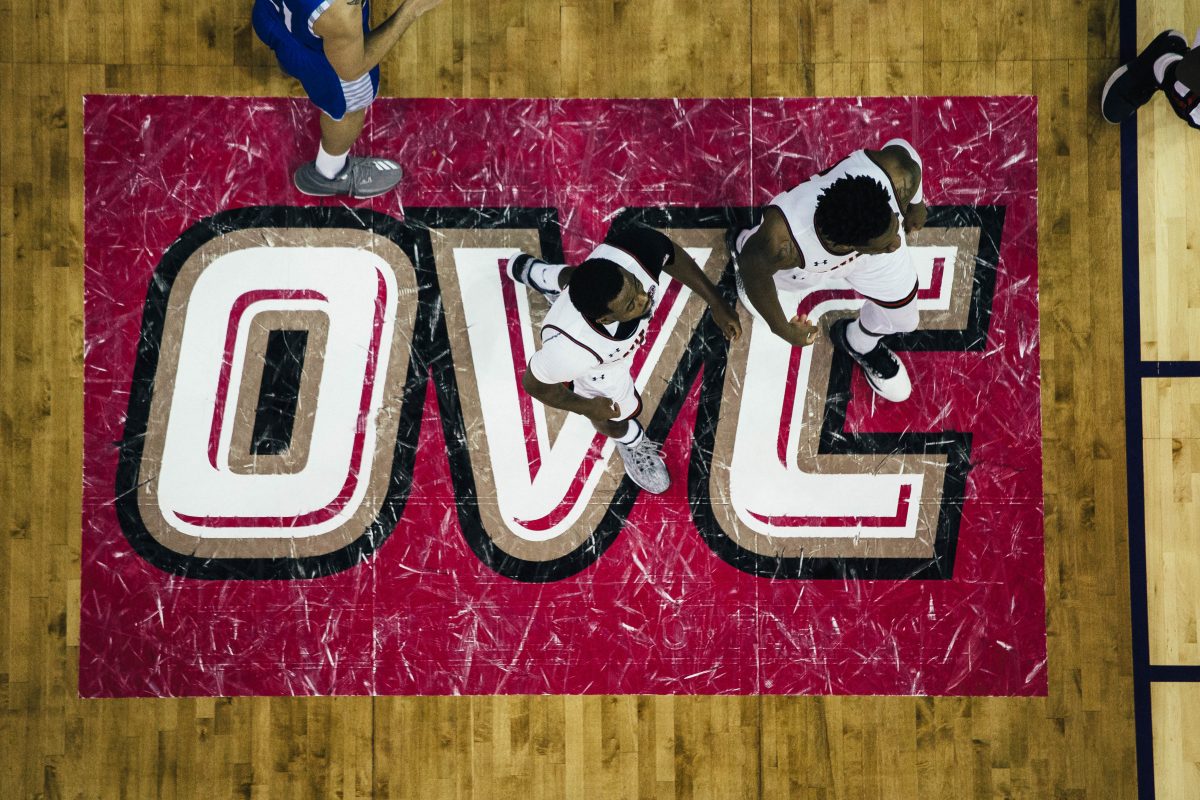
[1148, 665, 1200, 682]
[1117, 1, 1157, 798]
[1135, 361, 1200, 378]
[1119, 98, 1157, 800]
[1117, 2, 1200, 799]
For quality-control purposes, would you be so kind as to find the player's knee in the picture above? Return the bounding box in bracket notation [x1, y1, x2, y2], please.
[592, 418, 626, 438]
[860, 301, 918, 335]
[890, 304, 919, 333]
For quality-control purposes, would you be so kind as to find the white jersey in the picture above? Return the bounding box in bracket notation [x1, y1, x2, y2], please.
[757, 148, 914, 302]
[527, 242, 664, 385]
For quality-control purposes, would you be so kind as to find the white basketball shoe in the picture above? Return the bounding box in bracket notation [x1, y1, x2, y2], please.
[830, 318, 913, 403]
[615, 436, 671, 495]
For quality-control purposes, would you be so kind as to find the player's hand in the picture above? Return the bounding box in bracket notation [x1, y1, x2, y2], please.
[903, 201, 927, 234]
[711, 302, 742, 341]
[581, 397, 621, 422]
[778, 314, 818, 347]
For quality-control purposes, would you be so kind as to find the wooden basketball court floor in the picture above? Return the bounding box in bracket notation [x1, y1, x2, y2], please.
[1, 0, 1197, 797]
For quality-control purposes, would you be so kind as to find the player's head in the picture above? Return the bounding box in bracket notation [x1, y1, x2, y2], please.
[813, 175, 902, 254]
[568, 258, 652, 324]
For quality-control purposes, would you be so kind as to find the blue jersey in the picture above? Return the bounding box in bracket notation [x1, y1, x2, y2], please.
[253, 0, 381, 120]
[261, 0, 370, 53]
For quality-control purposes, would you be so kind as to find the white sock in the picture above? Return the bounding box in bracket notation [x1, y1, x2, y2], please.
[315, 142, 349, 179]
[846, 319, 883, 354]
[1155, 53, 1183, 85]
[531, 261, 567, 292]
[614, 419, 643, 446]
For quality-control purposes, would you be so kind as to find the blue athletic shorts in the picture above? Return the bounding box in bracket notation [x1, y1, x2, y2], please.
[252, 0, 381, 121]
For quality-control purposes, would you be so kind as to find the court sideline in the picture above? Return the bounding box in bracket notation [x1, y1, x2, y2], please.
[0, 0, 1189, 796]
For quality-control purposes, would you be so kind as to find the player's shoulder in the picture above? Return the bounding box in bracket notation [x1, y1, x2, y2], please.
[864, 146, 918, 191]
[743, 207, 803, 274]
[757, 206, 792, 245]
[543, 299, 596, 346]
[311, 0, 363, 37]
[535, 318, 604, 376]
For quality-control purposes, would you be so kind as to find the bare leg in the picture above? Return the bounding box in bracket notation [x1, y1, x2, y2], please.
[319, 109, 366, 156]
[592, 418, 630, 439]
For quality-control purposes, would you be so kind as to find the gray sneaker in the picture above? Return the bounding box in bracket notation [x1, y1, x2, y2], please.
[615, 436, 671, 494]
[293, 157, 404, 198]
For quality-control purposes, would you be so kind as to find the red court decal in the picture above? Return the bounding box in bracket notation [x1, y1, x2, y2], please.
[82, 96, 1042, 696]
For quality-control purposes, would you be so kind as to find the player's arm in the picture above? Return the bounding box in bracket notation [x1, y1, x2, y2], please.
[875, 139, 927, 233]
[521, 340, 618, 422]
[659, 241, 741, 340]
[736, 208, 818, 347]
[521, 371, 618, 422]
[314, 0, 445, 83]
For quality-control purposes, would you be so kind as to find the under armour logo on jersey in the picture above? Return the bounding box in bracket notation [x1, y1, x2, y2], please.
[815, 254, 858, 272]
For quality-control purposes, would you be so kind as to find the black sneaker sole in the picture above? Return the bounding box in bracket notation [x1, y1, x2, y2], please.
[1100, 64, 1135, 124]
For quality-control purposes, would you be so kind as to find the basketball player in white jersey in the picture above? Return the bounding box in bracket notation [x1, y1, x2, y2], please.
[507, 225, 741, 494]
[731, 139, 927, 402]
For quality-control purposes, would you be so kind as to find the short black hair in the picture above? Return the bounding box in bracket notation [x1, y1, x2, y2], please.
[813, 175, 893, 246]
[568, 258, 625, 320]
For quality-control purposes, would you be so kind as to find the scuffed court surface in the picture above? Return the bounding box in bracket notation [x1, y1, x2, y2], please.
[82, 96, 1042, 696]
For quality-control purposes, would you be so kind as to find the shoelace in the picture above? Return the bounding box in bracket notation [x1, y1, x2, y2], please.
[345, 160, 374, 186]
[630, 440, 663, 467]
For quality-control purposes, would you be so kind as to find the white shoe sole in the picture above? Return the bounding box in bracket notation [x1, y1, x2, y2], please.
[863, 367, 912, 403]
[1099, 63, 1131, 124]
